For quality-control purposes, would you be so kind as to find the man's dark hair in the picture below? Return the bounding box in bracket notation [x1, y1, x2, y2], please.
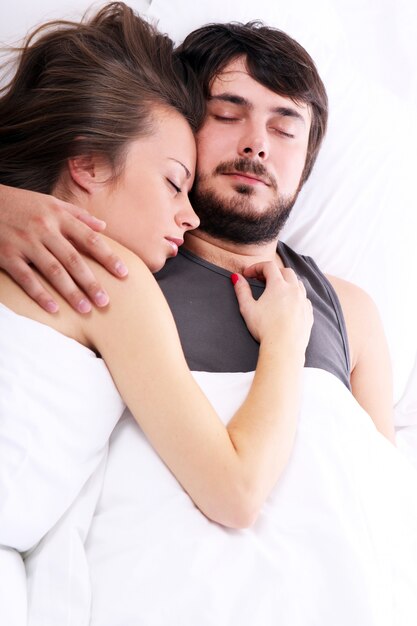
[176, 21, 328, 183]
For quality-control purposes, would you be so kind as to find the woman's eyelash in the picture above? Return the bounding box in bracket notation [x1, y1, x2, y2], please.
[167, 179, 181, 193]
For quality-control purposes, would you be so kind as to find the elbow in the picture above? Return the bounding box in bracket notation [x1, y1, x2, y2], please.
[225, 504, 261, 530]
[202, 488, 263, 530]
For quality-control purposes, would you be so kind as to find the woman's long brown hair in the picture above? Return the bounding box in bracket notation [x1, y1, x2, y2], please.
[0, 2, 204, 193]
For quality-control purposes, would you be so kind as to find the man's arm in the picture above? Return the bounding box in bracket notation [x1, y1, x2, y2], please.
[0, 184, 128, 313]
[328, 275, 395, 443]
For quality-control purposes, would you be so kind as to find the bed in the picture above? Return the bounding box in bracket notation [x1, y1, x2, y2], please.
[1, 0, 417, 624]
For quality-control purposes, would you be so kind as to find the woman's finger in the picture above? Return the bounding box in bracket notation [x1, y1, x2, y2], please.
[42, 222, 129, 308]
[280, 267, 299, 284]
[53, 198, 107, 231]
[68, 227, 128, 279]
[27, 244, 97, 313]
[2, 256, 60, 313]
[243, 261, 282, 283]
[230, 273, 255, 314]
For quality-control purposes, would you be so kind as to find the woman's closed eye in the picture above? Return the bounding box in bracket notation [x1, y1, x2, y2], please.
[167, 178, 181, 193]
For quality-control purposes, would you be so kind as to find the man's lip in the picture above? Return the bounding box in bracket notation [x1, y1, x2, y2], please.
[223, 172, 270, 186]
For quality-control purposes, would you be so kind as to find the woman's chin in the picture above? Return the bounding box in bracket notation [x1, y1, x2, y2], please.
[148, 256, 167, 274]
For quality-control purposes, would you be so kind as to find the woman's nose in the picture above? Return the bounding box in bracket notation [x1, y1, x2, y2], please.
[178, 196, 200, 231]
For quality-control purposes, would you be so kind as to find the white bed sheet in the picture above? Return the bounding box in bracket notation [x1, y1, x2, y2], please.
[25, 369, 417, 625]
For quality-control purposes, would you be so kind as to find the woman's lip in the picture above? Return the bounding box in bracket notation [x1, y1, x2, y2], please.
[165, 237, 184, 255]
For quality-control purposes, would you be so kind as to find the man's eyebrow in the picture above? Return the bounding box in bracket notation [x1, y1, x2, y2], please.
[209, 94, 249, 107]
[168, 158, 191, 179]
[209, 93, 306, 124]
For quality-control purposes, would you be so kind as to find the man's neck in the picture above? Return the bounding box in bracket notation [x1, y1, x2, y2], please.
[183, 230, 283, 274]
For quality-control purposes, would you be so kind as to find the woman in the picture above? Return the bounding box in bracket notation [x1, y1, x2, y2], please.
[0, 1, 312, 556]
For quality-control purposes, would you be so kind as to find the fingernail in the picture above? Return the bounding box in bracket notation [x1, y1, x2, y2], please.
[115, 261, 128, 277]
[95, 290, 109, 307]
[78, 299, 92, 314]
[45, 300, 59, 313]
[231, 273, 239, 285]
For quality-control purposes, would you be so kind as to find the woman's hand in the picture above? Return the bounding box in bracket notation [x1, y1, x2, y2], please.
[232, 261, 313, 356]
[0, 184, 128, 313]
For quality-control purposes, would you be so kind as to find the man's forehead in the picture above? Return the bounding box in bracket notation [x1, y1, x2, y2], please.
[209, 56, 252, 89]
[208, 57, 311, 123]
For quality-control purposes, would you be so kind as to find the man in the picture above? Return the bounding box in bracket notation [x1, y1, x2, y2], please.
[0, 21, 394, 441]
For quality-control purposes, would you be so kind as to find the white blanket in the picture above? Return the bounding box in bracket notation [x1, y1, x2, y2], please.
[0, 304, 124, 626]
[26, 368, 417, 625]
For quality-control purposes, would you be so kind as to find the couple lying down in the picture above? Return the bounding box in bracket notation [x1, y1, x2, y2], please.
[0, 2, 416, 624]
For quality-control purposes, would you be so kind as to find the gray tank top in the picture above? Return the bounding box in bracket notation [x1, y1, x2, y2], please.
[156, 241, 351, 389]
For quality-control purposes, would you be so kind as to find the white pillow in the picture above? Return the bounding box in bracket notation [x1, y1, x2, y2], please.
[148, 0, 417, 406]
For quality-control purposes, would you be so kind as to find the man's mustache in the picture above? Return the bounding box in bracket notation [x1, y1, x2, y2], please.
[213, 158, 277, 191]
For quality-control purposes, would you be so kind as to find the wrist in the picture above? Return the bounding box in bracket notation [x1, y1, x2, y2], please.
[258, 338, 306, 368]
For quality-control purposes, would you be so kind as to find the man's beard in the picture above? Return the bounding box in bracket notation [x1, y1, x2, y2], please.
[189, 159, 297, 245]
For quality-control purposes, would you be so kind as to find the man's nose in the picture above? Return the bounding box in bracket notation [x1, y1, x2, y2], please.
[237, 124, 269, 160]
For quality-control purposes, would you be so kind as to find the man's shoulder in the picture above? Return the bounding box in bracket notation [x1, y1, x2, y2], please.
[326, 274, 374, 308]
[326, 274, 380, 332]
[326, 274, 382, 371]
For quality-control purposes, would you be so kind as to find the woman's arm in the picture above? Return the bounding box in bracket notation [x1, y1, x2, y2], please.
[0, 213, 311, 529]
[79, 243, 312, 529]
[0, 184, 127, 312]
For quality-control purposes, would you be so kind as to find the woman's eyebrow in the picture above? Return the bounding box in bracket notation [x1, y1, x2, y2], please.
[209, 93, 306, 125]
[168, 158, 191, 179]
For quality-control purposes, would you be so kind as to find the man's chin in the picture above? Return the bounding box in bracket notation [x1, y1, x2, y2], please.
[189, 185, 295, 245]
[198, 185, 276, 215]
[216, 182, 274, 207]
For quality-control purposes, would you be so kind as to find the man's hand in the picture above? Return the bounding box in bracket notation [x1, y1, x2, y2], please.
[0, 184, 128, 313]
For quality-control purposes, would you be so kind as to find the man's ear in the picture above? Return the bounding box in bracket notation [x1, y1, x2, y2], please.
[67, 154, 111, 194]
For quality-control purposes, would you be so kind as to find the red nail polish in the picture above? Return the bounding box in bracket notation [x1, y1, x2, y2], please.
[231, 273, 239, 285]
